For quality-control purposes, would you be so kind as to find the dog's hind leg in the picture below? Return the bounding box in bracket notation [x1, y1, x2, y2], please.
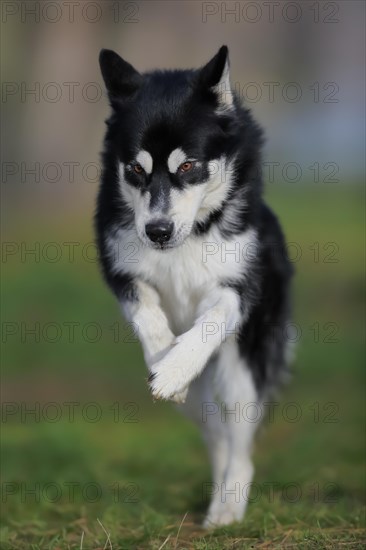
[177, 359, 229, 487]
[203, 340, 260, 528]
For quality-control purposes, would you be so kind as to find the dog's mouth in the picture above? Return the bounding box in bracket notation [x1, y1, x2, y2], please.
[151, 242, 177, 251]
[146, 235, 188, 251]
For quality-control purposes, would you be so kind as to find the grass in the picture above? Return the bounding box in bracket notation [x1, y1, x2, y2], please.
[1, 184, 365, 548]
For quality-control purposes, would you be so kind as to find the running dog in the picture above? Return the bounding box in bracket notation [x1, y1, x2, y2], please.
[96, 46, 293, 526]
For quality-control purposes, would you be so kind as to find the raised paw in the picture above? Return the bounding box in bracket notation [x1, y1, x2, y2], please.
[148, 351, 189, 401]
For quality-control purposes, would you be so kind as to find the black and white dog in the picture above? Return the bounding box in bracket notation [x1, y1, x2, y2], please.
[96, 46, 293, 526]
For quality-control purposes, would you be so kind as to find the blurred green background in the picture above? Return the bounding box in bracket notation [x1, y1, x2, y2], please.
[1, 1, 365, 548]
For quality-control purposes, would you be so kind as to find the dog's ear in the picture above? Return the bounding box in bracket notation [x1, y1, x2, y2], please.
[198, 46, 233, 110]
[99, 49, 142, 104]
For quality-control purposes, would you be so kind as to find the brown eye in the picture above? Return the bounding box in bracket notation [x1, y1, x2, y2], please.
[179, 161, 193, 173]
[134, 164, 144, 174]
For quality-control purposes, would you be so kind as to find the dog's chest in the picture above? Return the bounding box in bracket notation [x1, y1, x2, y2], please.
[149, 243, 218, 333]
[110, 227, 255, 334]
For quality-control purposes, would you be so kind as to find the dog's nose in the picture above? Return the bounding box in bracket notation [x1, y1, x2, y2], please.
[145, 220, 174, 244]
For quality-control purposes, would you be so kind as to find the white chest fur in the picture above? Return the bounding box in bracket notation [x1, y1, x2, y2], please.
[108, 226, 256, 334]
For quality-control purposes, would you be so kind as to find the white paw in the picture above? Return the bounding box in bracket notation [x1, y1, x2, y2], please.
[148, 346, 189, 401]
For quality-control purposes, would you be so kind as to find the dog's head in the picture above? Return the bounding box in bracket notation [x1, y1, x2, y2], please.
[99, 46, 250, 249]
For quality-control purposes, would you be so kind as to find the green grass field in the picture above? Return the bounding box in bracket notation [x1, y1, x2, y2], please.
[1, 184, 365, 548]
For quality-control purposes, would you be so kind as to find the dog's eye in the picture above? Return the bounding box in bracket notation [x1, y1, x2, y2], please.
[133, 164, 144, 174]
[179, 161, 193, 173]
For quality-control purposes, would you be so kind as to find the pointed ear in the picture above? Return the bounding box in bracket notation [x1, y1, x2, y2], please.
[99, 49, 142, 102]
[198, 45, 233, 110]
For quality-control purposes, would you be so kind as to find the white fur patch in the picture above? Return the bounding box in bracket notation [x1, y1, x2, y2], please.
[107, 224, 258, 335]
[167, 148, 187, 173]
[136, 149, 153, 174]
[168, 184, 207, 240]
[196, 157, 235, 222]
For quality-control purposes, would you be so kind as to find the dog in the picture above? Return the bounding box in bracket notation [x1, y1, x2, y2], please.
[96, 46, 293, 527]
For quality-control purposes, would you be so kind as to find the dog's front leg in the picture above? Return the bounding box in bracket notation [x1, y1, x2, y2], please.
[121, 279, 188, 403]
[149, 287, 241, 401]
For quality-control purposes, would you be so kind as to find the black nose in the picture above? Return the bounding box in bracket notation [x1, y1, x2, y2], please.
[145, 220, 174, 244]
